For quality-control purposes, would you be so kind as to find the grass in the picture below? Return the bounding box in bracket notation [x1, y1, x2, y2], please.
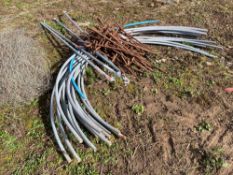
[46, 20, 67, 34]
[13, 152, 45, 175]
[0, 103, 124, 174]
[68, 163, 99, 175]
[0, 130, 20, 152]
[0, 96, 126, 174]
[64, 141, 126, 175]
[2, 0, 12, 6]
[26, 118, 45, 139]
[148, 58, 232, 100]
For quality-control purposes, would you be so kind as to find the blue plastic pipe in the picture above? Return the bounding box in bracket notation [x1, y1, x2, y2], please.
[124, 20, 160, 28]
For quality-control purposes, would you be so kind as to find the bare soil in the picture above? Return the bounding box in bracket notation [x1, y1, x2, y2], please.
[87, 60, 233, 175]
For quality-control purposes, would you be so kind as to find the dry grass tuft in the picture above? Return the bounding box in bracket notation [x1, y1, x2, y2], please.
[0, 29, 50, 106]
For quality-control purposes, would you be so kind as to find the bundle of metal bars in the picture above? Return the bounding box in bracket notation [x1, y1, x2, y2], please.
[84, 22, 153, 74]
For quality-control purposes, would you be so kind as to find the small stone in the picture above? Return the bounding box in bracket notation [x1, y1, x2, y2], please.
[206, 61, 213, 66]
[156, 0, 180, 4]
[150, 2, 155, 7]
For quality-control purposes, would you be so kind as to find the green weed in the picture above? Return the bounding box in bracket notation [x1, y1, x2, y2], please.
[86, 67, 96, 86]
[103, 88, 111, 96]
[196, 121, 212, 132]
[2, 0, 13, 6]
[201, 147, 228, 174]
[151, 87, 158, 95]
[151, 71, 163, 83]
[110, 77, 124, 90]
[132, 104, 145, 115]
[168, 77, 182, 88]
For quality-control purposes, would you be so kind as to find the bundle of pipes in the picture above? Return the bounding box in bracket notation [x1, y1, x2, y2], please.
[124, 22, 222, 58]
[41, 13, 128, 163]
[50, 53, 126, 163]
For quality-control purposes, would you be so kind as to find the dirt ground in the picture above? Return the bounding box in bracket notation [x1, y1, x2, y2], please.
[0, 0, 233, 175]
